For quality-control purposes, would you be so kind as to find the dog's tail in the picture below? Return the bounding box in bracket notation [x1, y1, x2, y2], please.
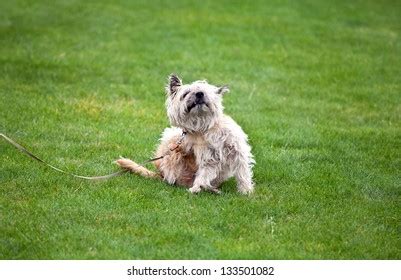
[115, 157, 161, 179]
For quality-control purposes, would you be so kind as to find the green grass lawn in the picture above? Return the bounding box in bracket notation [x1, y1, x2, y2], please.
[1, 0, 400, 259]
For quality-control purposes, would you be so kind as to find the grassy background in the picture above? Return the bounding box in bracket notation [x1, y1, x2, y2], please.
[0, 0, 400, 259]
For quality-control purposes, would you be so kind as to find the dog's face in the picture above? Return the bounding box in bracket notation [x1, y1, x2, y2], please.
[165, 74, 229, 133]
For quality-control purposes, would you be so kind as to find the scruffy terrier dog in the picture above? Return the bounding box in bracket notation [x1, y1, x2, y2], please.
[116, 75, 255, 194]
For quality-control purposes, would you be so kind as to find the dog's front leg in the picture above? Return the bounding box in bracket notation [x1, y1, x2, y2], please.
[189, 164, 219, 194]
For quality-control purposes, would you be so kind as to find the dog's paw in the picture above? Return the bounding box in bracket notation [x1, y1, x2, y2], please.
[188, 185, 202, 194]
[208, 188, 222, 195]
[238, 185, 254, 195]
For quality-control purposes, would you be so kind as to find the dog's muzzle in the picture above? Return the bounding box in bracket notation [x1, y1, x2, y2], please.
[187, 92, 208, 112]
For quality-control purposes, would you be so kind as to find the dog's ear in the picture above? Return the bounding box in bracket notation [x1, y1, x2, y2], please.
[217, 85, 229, 95]
[166, 74, 182, 96]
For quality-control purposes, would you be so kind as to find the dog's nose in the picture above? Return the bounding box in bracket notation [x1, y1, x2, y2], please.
[195, 92, 204, 99]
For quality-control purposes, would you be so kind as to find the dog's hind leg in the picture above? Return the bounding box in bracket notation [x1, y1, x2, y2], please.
[115, 158, 161, 179]
[234, 161, 254, 194]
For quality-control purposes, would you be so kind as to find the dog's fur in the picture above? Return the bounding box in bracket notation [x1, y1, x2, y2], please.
[116, 75, 255, 194]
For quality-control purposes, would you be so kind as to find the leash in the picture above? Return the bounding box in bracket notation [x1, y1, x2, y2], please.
[0, 131, 187, 181]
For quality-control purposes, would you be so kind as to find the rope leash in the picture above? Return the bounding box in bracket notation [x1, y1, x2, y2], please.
[0, 132, 186, 181]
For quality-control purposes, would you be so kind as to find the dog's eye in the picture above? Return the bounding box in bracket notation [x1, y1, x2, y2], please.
[182, 91, 190, 99]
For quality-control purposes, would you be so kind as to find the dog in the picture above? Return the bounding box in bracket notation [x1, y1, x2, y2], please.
[116, 74, 255, 194]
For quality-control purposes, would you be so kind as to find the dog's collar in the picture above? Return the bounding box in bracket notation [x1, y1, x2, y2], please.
[177, 130, 187, 145]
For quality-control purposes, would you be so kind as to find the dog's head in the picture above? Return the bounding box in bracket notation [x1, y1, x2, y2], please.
[165, 74, 229, 133]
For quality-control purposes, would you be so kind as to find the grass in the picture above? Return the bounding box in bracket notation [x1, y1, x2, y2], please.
[0, 0, 400, 259]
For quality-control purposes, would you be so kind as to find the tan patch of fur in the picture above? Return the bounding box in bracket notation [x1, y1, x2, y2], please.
[154, 133, 197, 187]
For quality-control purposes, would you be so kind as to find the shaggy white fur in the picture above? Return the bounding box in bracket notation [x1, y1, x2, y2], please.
[117, 74, 255, 194]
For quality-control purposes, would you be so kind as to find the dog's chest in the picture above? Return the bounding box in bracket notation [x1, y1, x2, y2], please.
[187, 134, 208, 153]
[186, 134, 223, 164]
